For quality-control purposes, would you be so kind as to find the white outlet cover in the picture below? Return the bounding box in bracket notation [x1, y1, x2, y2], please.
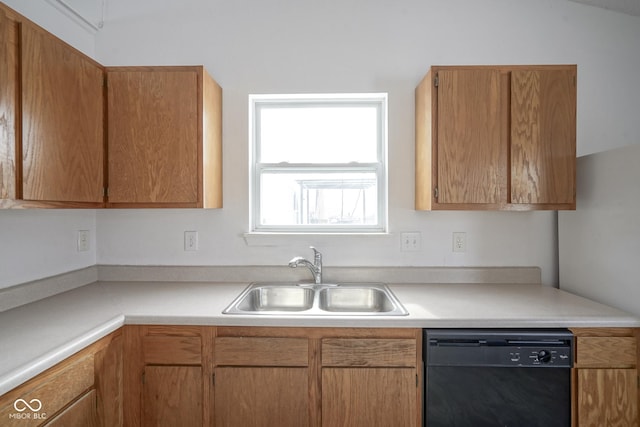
[184, 231, 199, 251]
[453, 232, 466, 253]
[77, 230, 90, 252]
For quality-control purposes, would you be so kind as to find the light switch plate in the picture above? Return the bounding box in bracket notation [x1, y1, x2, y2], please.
[77, 230, 90, 252]
[401, 232, 421, 252]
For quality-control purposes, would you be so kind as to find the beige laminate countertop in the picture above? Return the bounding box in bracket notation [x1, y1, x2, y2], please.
[1, 280, 639, 395]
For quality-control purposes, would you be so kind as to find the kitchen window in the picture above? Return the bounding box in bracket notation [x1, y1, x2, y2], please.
[249, 93, 388, 233]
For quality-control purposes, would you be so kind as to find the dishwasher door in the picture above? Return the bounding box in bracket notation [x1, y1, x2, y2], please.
[424, 329, 573, 427]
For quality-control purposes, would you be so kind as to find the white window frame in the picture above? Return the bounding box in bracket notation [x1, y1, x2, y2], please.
[249, 93, 388, 234]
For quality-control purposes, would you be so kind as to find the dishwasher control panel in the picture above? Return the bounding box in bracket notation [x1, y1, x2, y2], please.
[425, 329, 574, 368]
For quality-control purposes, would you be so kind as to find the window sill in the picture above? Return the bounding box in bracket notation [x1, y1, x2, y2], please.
[242, 231, 392, 247]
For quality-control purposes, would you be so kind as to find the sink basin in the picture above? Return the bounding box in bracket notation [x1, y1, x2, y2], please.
[318, 287, 397, 312]
[235, 285, 314, 312]
[223, 282, 408, 316]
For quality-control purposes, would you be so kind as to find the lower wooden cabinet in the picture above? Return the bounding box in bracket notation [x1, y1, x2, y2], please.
[45, 389, 98, 427]
[123, 326, 422, 427]
[571, 328, 639, 427]
[5, 325, 639, 427]
[0, 330, 122, 427]
[143, 366, 203, 427]
[213, 332, 310, 427]
[322, 368, 416, 427]
[214, 367, 309, 427]
[123, 325, 212, 427]
[321, 336, 420, 427]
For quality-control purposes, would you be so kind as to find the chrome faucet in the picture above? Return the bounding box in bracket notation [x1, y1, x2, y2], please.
[288, 246, 323, 284]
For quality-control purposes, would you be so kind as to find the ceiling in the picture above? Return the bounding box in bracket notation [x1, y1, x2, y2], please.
[569, 0, 640, 16]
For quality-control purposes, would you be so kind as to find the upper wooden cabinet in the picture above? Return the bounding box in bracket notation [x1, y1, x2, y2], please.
[415, 65, 576, 211]
[0, 4, 104, 208]
[106, 66, 222, 208]
[21, 22, 105, 204]
[0, 6, 18, 201]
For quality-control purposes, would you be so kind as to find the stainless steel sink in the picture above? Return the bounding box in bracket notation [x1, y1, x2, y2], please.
[223, 282, 408, 316]
[318, 287, 398, 313]
[234, 285, 315, 312]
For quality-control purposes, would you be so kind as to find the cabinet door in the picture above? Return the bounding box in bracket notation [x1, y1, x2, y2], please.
[124, 326, 211, 427]
[322, 367, 416, 427]
[436, 69, 507, 205]
[107, 69, 199, 205]
[44, 389, 98, 427]
[576, 368, 638, 427]
[21, 22, 104, 203]
[0, 7, 18, 200]
[511, 69, 576, 205]
[143, 366, 203, 427]
[214, 367, 309, 427]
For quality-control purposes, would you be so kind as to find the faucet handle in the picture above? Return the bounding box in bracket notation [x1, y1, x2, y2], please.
[310, 245, 320, 256]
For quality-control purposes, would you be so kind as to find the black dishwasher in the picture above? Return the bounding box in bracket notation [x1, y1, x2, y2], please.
[424, 329, 573, 427]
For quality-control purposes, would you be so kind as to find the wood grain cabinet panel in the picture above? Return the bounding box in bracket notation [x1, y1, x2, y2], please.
[21, 22, 104, 204]
[322, 368, 416, 427]
[1, 3, 104, 208]
[143, 366, 203, 427]
[575, 336, 637, 368]
[322, 338, 416, 367]
[0, 7, 18, 201]
[123, 325, 211, 427]
[106, 66, 222, 208]
[320, 330, 422, 427]
[576, 368, 638, 427]
[571, 328, 640, 427]
[215, 337, 308, 366]
[511, 69, 576, 205]
[143, 335, 202, 365]
[435, 69, 507, 205]
[214, 367, 309, 427]
[44, 389, 98, 427]
[416, 64, 576, 211]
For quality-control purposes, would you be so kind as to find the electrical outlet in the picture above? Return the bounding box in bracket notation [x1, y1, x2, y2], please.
[452, 232, 466, 253]
[77, 230, 90, 252]
[184, 231, 199, 251]
[401, 232, 421, 252]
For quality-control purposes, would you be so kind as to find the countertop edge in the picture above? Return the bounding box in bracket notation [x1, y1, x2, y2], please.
[0, 314, 124, 396]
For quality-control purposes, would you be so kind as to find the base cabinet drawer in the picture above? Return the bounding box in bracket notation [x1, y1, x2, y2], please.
[44, 389, 98, 427]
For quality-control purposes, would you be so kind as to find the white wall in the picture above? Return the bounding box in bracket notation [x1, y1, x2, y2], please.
[95, 0, 628, 287]
[2, 0, 639, 289]
[0, 210, 96, 288]
[559, 144, 640, 316]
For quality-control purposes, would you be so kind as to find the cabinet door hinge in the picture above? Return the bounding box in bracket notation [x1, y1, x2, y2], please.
[212, 373, 215, 386]
[434, 73, 439, 87]
[434, 186, 439, 199]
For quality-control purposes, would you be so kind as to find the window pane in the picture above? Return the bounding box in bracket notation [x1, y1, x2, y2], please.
[260, 171, 378, 227]
[259, 105, 378, 163]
